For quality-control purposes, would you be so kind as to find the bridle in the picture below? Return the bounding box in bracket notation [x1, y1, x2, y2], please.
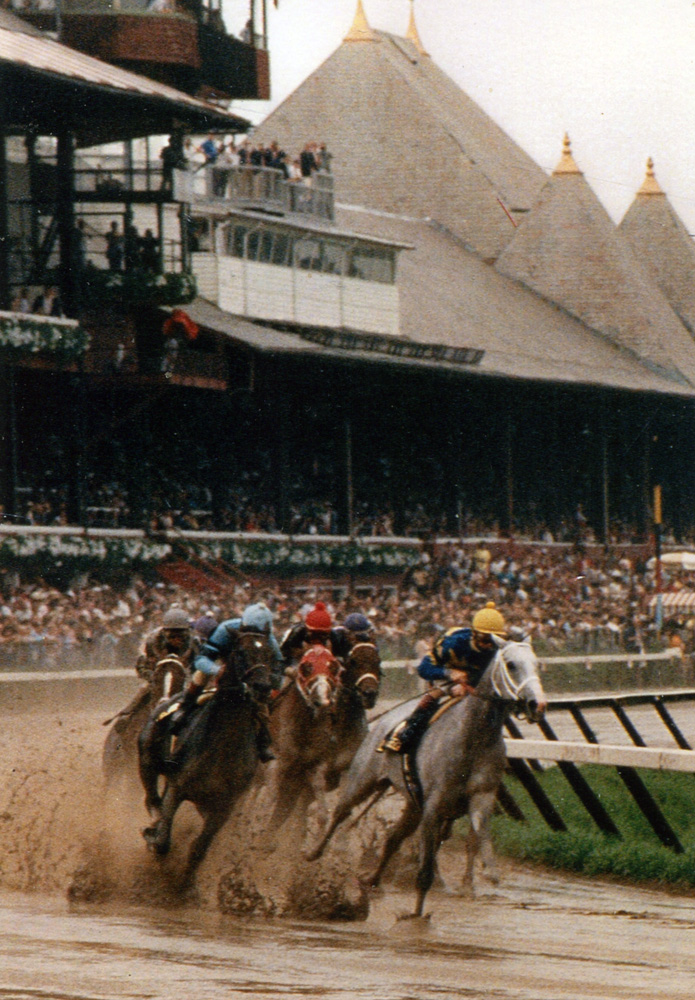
[344, 642, 381, 693]
[486, 643, 543, 719]
[228, 631, 272, 690]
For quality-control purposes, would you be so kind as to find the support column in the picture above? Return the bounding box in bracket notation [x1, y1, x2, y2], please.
[345, 416, 354, 538]
[639, 417, 651, 540]
[504, 407, 514, 536]
[56, 130, 76, 315]
[0, 79, 10, 311]
[600, 405, 610, 546]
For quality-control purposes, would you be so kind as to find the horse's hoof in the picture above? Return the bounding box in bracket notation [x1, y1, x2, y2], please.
[142, 826, 169, 856]
[304, 847, 321, 863]
[396, 912, 431, 924]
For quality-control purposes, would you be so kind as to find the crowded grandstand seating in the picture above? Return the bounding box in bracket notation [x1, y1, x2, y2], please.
[0, 541, 692, 664]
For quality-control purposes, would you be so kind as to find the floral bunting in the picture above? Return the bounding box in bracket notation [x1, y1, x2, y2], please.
[0, 311, 89, 360]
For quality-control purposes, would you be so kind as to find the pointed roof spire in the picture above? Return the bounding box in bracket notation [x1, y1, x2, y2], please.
[553, 133, 582, 176]
[637, 157, 664, 197]
[405, 0, 428, 56]
[344, 0, 376, 42]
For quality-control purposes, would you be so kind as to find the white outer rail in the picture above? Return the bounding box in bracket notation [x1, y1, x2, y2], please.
[504, 739, 695, 772]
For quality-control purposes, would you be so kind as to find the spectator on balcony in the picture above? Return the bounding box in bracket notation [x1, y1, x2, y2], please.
[300, 142, 318, 185]
[287, 157, 302, 182]
[198, 134, 219, 166]
[139, 229, 160, 273]
[11, 288, 30, 314]
[32, 286, 64, 318]
[105, 222, 124, 272]
[160, 133, 187, 194]
[316, 143, 332, 173]
[124, 223, 141, 271]
[212, 141, 236, 197]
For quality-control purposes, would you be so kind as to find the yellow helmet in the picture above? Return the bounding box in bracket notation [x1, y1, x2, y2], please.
[472, 601, 507, 636]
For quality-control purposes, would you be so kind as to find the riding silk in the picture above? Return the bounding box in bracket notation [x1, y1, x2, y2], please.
[419, 627, 496, 686]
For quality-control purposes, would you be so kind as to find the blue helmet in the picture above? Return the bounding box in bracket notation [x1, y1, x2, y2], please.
[344, 612, 371, 633]
[242, 602, 274, 632]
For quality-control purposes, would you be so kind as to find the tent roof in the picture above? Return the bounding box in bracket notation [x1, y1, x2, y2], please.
[495, 137, 695, 389]
[619, 158, 695, 339]
[252, 26, 546, 260]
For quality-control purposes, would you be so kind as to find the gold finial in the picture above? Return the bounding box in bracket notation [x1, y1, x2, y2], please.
[405, 0, 428, 56]
[637, 157, 664, 196]
[344, 0, 376, 42]
[552, 133, 582, 176]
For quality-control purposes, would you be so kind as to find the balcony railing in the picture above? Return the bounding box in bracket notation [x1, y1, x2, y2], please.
[176, 165, 335, 222]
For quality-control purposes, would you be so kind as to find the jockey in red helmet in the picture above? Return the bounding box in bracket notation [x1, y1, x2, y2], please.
[280, 601, 335, 667]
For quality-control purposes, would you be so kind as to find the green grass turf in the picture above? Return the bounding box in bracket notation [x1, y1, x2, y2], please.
[480, 765, 695, 887]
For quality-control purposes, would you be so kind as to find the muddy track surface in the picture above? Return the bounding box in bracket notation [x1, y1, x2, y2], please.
[0, 680, 694, 999]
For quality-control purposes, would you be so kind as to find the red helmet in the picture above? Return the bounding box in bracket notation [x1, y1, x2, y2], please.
[305, 601, 332, 631]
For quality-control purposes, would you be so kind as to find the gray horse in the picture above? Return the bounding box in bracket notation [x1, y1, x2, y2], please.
[305, 636, 547, 918]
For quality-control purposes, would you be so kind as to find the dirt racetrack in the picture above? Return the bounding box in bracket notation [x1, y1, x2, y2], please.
[1, 674, 695, 999]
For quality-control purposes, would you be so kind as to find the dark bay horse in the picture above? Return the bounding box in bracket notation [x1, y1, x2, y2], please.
[305, 637, 546, 918]
[323, 641, 382, 793]
[264, 642, 382, 844]
[137, 629, 274, 884]
[102, 655, 188, 785]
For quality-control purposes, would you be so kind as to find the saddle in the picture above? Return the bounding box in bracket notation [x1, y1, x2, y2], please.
[376, 695, 462, 809]
[376, 694, 462, 754]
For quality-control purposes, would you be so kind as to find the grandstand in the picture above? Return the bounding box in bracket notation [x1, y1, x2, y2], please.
[2, 0, 695, 569]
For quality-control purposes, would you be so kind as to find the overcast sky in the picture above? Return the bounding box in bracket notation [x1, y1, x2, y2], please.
[225, 0, 695, 232]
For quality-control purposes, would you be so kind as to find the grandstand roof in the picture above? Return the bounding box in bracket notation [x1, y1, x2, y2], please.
[619, 158, 695, 341]
[251, 14, 546, 260]
[181, 201, 694, 397]
[494, 136, 695, 389]
[335, 204, 694, 395]
[0, 22, 246, 144]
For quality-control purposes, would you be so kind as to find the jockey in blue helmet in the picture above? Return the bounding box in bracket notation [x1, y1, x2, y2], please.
[171, 601, 282, 761]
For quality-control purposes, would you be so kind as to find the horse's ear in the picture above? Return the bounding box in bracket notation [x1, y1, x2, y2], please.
[491, 633, 506, 649]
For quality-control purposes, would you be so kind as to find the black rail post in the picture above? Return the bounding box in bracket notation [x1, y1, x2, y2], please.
[497, 782, 526, 822]
[610, 700, 647, 746]
[652, 697, 692, 750]
[572, 703, 683, 853]
[506, 758, 566, 832]
[536, 716, 620, 837]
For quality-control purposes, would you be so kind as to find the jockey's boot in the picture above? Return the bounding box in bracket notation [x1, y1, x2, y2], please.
[384, 691, 440, 753]
[254, 702, 276, 762]
[169, 677, 205, 734]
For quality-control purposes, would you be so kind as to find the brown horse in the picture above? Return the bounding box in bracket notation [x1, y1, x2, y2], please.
[264, 644, 342, 841]
[137, 629, 274, 885]
[265, 642, 381, 843]
[102, 655, 188, 786]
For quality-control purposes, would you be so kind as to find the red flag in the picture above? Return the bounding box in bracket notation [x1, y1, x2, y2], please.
[163, 308, 199, 341]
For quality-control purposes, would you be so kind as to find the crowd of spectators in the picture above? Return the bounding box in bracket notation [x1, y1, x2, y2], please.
[1, 541, 693, 667]
[8, 471, 686, 550]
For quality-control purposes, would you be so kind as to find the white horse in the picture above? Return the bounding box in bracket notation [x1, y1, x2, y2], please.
[305, 637, 547, 918]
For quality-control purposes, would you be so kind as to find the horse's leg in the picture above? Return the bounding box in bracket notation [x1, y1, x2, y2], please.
[138, 723, 165, 817]
[304, 775, 389, 862]
[143, 781, 180, 856]
[265, 765, 307, 843]
[462, 789, 499, 894]
[183, 808, 228, 886]
[361, 800, 421, 888]
[411, 808, 445, 918]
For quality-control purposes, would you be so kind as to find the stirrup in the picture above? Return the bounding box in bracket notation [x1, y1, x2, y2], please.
[377, 720, 407, 754]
